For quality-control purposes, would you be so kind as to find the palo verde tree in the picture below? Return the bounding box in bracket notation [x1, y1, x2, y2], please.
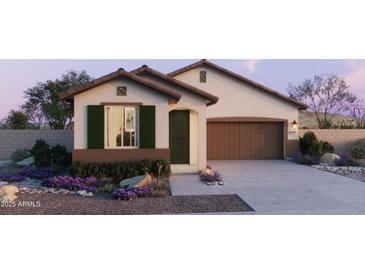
[287, 74, 357, 128]
[22, 70, 93, 129]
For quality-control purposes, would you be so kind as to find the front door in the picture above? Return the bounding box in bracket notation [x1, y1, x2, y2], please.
[169, 110, 190, 164]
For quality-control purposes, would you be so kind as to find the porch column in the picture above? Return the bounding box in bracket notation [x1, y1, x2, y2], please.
[198, 109, 207, 170]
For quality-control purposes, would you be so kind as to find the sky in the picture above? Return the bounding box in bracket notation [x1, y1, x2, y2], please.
[0, 59, 365, 119]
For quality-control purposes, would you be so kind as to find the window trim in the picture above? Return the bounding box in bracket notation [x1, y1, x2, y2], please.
[104, 105, 139, 149]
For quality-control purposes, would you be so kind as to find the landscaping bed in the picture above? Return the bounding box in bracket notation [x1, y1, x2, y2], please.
[0, 192, 253, 215]
[0, 139, 252, 214]
[312, 165, 365, 182]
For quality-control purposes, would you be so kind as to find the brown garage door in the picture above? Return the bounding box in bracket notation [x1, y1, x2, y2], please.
[207, 122, 284, 160]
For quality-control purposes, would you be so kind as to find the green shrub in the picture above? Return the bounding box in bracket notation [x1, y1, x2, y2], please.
[32, 139, 51, 167]
[300, 131, 335, 156]
[50, 144, 71, 167]
[294, 153, 320, 165]
[300, 131, 320, 156]
[10, 149, 31, 162]
[321, 120, 333, 129]
[151, 159, 171, 179]
[71, 159, 171, 182]
[351, 138, 365, 159]
[70, 161, 85, 178]
[97, 182, 116, 194]
[32, 139, 48, 155]
[32, 139, 71, 168]
[319, 141, 335, 154]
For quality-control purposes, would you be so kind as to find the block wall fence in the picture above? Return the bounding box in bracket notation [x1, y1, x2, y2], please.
[0, 130, 73, 160]
[0, 129, 364, 160]
[299, 129, 365, 154]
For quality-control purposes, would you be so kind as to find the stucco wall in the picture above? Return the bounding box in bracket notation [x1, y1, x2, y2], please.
[299, 129, 365, 154]
[0, 130, 73, 160]
[74, 78, 170, 149]
[173, 66, 300, 140]
[141, 73, 208, 169]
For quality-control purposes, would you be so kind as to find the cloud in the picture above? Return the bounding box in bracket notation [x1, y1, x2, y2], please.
[243, 59, 262, 72]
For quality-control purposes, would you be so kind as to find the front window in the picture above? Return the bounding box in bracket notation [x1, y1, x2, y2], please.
[106, 106, 138, 148]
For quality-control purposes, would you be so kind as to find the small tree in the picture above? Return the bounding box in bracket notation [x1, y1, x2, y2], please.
[2, 110, 30, 129]
[351, 102, 365, 129]
[22, 70, 92, 129]
[287, 74, 357, 129]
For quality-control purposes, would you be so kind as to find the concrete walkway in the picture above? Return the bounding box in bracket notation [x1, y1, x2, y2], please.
[170, 160, 365, 214]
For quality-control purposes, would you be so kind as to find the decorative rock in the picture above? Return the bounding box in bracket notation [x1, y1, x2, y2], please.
[76, 190, 94, 197]
[134, 174, 153, 188]
[0, 160, 13, 168]
[0, 185, 20, 202]
[203, 167, 213, 175]
[312, 164, 365, 182]
[0, 181, 9, 187]
[120, 175, 152, 189]
[320, 153, 341, 165]
[15, 156, 34, 167]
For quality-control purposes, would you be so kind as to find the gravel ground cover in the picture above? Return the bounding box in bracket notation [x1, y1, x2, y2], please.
[0, 193, 253, 215]
[312, 165, 365, 182]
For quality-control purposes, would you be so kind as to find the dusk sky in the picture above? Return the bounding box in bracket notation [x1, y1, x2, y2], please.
[0, 59, 364, 119]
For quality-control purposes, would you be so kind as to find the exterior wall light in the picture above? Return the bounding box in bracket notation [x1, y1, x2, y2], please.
[291, 120, 298, 129]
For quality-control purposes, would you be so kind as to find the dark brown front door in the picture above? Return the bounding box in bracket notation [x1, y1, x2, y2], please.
[169, 110, 190, 164]
[207, 122, 284, 160]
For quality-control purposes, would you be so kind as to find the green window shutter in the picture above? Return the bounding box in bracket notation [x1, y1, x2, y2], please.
[139, 105, 155, 148]
[87, 105, 104, 149]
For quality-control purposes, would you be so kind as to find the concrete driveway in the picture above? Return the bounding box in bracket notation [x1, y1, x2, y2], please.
[170, 160, 365, 214]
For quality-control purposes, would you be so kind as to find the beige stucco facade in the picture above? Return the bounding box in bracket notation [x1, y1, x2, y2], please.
[73, 76, 207, 170]
[140, 73, 207, 170]
[71, 62, 303, 171]
[173, 66, 300, 141]
[74, 78, 170, 150]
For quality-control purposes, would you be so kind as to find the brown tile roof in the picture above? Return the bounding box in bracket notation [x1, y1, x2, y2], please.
[169, 59, 308, 110]
[130, 65, 219, 106]
[59, 68, 181, 101]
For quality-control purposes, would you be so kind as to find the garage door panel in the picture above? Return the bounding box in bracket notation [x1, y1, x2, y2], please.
[207, 122, 284, 160]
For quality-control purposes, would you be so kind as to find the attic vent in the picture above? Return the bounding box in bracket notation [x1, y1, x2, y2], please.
[200, 71, 207, 83]
[117, 86, 127, 96]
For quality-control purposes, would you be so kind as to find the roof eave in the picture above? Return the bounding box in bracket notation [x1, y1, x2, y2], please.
[131, 65, 219, 106]
[59, 69, 182, 102]
[169, 59, 307, 110]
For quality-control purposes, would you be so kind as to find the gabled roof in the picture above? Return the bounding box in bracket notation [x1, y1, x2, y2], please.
[169, 59, 308, 110]
[130, 65, 219, 106]
[59, 68, 181, 101]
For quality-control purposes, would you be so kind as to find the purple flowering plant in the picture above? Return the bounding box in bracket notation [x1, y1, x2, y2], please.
[112, 187, 152, 200]
[20, 166, 54, 179]
[42, 176, 100, 192]
[199, 166, 223, 183]
[335, 154, 359, 167]
[0, 174, 25, 182]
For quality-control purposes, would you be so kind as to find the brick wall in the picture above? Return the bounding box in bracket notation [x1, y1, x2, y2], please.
[0, 130, 73, 160]
[299, 129, 365, 154]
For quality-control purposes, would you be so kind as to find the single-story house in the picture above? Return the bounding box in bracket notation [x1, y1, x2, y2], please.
[60, 59, 307, 172]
